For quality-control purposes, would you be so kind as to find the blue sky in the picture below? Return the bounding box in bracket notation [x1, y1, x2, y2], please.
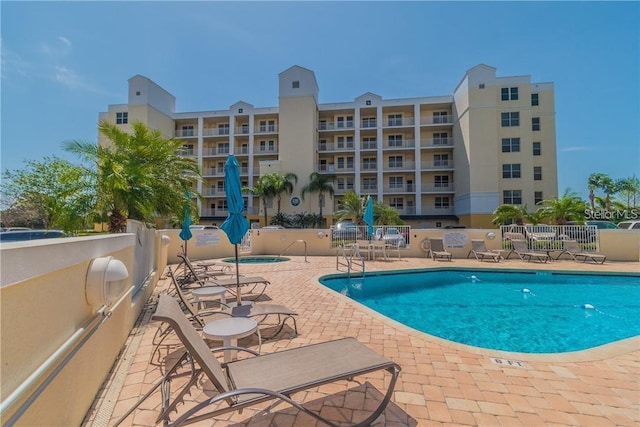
[2, 1, 638, 199]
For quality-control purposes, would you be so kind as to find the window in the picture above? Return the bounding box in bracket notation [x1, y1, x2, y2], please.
[238, 108, 243, 114]
[388, 156, 403, 168]
[502, 164, 521, 179]
[388, 114, 402, 126]
[501, 112, 520, 127]
[337, 157, 354, 169]
[362, 137, 376, 149]
[268, 140, 275, 151]
[337, 178, 346, 190]
[532, 117, 540, 131]
[217, 182, 224, 192]
[362, 117, 376, 128]
[218, 124, 230, 135]
[433, 132, 448, 145]
[259, 120, 267, 132]
[337, 178, 354, 191]
[240, 143, 248, 154]
[180, 125, 194, 137]
[337, 136, 345, 149]
[363, 177, 377, 190]
[218, 143, 229, 154]
[501, 87, 518, 101]
[389, 176, 404, 189]
[318, 139, 327, 151]
[259, 141, 267, 152]
[346, 136, 354, 148]
[433, 111, 448, 124]
[116, 112, 128, 124]
[318, 119, 327, 130]
[534, 166, 542, 181]
[434, 175, 449, 188]
[218, 200, 228, 210]
[390, 197, 404, 209]
[531, 93, 539, 106]
[347, 157, 354, 169]
[362, 157, 377, 170]
[501, 138, 521, 153]
[433, 154, 449, 167]
[435, 196, 450, 208]
[336, 116, 353, 128]
[366, 100, 371, 105]
[503, 190, 522, 204]
[268, 120, 275, 131]
[240, 124, 249, 134]
[534, 191, 543, 205]
[181, 144, 194, 155]
[533, 142, 541, 156]
[292, 80, 300, 88]
[388, 135, 403, 147]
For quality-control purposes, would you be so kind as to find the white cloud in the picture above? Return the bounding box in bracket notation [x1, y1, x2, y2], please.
[41, 35, 72, 56]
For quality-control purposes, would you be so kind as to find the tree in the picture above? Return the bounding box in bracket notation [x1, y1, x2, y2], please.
[334, 190, 366, 224]
[536, 189, 588, 225]
[243, 176, 273, 226]
[300, 172, 335, 228]
[264, 172, 298, 216]
[64, 120, 200, 233]
[491, 204, 533, 226]
[1, 156, 95, 233]
[616, 176, 640, 208]
[374, 203, 404, 225]
[587, 172, 616, 210]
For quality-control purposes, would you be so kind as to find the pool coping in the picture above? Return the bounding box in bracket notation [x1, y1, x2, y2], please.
[313, 266, 640, 363]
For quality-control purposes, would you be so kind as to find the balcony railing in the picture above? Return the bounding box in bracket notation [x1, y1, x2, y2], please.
[421, 183, 455, 192]
[360, 186, 378, 193]
[203, 168, 225, 177]
[203, 128, 230, 136]
[384, 117, 415, 127]
[360, 141, 378, 150]
[255, 146, 278, 155]
[383, 184, 416, 193]
[420, 207, 455, 215]
[361, 163, 378, 171]
[201, 208, 229, 217]
[421, 138, 454, 148]
[420, 116, 454, 125]
[255, 124, 278, 134]
[235, 126, 250, 135]
[318, 121, 354, 131]
[382, 161, 416, 171]
[175, 129, 196, 138]
[334, 186, 356, 195]
[383, 139, 415, 149]
[318, 142, 355, 152]
[421, 160, 454, 170]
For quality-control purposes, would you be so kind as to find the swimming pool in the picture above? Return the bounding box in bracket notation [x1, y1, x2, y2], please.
[320, 269, 640, 353]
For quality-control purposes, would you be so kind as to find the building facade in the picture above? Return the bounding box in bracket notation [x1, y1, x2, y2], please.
[99, 64, 557, 228]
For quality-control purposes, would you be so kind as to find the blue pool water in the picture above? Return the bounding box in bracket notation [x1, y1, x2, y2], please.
[320, 269, 640, 353]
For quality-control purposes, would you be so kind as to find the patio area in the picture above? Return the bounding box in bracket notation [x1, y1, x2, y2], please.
[83, 256, 640, 427]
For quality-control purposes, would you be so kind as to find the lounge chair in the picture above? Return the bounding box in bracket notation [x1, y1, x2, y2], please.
[168, 269, 297, 339]
[556, 240, 606, 264]
[117, 294, 400, 427]
[505, 239, 550, 263]
[428, 238, 452, 261]
[467, 239, 502, 262]
[175, 253, 232, 286]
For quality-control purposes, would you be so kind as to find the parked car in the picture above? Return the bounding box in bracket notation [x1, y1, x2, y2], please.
[189, 225, 218, 230]
[0, 230, 66, 242]
[617, 220, 640, 230]
[585, 220, 618, 230]
[374, 227, 406, 247]
[1, 227, 32, 232]
[331, 221, 362, 240]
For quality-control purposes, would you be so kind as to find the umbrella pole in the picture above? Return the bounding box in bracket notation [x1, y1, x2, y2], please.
[234, 244, 242, 306]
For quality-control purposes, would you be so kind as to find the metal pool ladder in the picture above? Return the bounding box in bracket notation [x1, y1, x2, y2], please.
[336, 244, 365, 277]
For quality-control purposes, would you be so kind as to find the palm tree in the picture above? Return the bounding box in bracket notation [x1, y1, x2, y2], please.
[491, 204, 532, 226]
[616, 176, 640, 208]
[64, 120, 200, 233]
[242, 177, 273, 226]
[334, 190, 366, 224]
[536, 189, 588, 225]
[300, 172, 335, 228]
[375, 203, 404, 225]
[265, 172, 298, 216]
[587, 173, 607, 210]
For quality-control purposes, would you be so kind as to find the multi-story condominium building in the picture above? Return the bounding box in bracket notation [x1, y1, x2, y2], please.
[99, 64, 557, 228]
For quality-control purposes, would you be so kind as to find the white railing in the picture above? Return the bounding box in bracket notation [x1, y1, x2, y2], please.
[421, 160, 454, 169]
[383, 160, 416, 171]
[175, 129, 196, 138]
[203, 128, 230, 136]
[421, 183, 455, 192]
[420, 207, 455, 215]
[501, 224, 599, 252]
[318, 121, 355, 131]
[385, 117, 415, 127]
[421, 138, 454, 148]
[255, 124, 278, 133]
[383, 185, 416, 193]
[318, 142, 356, 152]
[420, 115, 454, 125]
[383, 139, 415, 149]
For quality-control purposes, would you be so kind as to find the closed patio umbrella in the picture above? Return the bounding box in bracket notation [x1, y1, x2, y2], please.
[179, 190, 193, 256]
[364, 196, 374, 239]
[220, 155, 250, 307]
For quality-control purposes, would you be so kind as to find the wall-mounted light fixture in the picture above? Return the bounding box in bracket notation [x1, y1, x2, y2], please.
[316, 231, 324, 239]
[161, 235, 171, 246]
[86, 256, 129, 309]
[486, 231, 496, 240]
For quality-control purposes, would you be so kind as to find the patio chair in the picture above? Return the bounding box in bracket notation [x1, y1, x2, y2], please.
[175, 253, 232, 286]
[356, 239, 374, 260]
[117, 294, 400, 427]
[505, 239, 550, 263]
[556, 240, 606, 264]
[168, 269, 297, 339]
[467, 239, 502, 262]
[428, 238, 452, 261]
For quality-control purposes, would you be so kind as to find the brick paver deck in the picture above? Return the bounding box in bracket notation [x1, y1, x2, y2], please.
[84, 256, 640, 427]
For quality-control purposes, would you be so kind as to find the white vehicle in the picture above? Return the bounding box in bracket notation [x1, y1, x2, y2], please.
[189, 225, 218, 230]
[617, 221, 640, 230]
[374, 227, 406, 247]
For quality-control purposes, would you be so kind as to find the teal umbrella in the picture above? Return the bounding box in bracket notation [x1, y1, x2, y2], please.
[220, 155, 250, 306]
[179, 190, 193, 256]
[364, 196, 374, 238]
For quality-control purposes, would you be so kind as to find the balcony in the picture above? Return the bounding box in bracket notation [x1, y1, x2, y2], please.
[318, 121, 354, 131]
[334, 186, 355, 195]
[383, 184, 416, 193]
[255, 124, 278, 134]
[361, 163, 378, 171]
[201, 208, 229, 217]
[318, 142, 355, 152]
[420, 207, 455, 215]
[203, 168, 225, 177]
[384, 117, 415, 128]
[421, 160, 454, 170]
[420, 115, 454, 126]
[383, 160, 416, 172]
[203, 128, 230, 137]
[360, 186, 378, 193]
[202, 188, 221, 197]
[360, 141, 378, 150]
[174, 129, 196, 138]
[235, 126, 250, 135]
[421, 183, 455, 193]
[383, 139, 415, 150]
[255, 146, 278, 155]
[421, 138, 454, 148]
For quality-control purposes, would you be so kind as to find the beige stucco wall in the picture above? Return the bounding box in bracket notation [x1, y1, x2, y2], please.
[598, 230, 640, 261]
[0, 234, 158, 426]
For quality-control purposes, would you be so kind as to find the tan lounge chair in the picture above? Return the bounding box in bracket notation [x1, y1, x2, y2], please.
[168, 269, 297, 339]
[428, 238, 452, 261]
[505, 239, 550, 263]
[556, 240, 606, 264]
[467, 239, 502, 262]
[118, 294, 400, 426]
[175, 253, 232, 286]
